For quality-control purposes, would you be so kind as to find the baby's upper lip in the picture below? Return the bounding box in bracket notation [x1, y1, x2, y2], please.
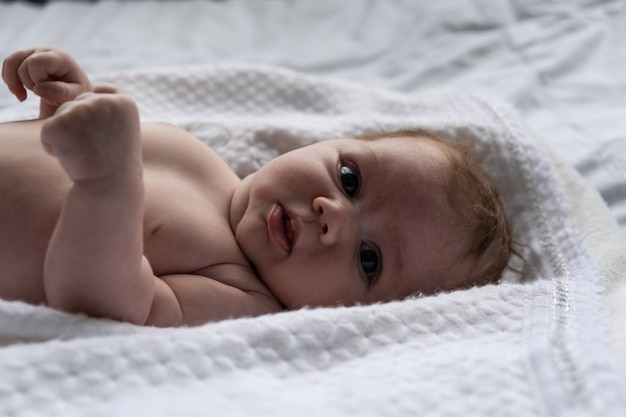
[268, 204, 299, 254]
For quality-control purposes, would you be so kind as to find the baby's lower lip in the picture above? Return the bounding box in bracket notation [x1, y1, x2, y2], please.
[268, 204, 293, 254]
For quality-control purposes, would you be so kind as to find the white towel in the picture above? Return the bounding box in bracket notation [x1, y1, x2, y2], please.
[0, 65, 625, 416]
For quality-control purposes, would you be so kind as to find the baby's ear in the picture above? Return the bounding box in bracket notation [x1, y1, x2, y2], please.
[466, 239, 511, 288]
[439, 245, 502, 292]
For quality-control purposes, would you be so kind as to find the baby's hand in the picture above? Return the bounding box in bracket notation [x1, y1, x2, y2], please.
[2, 47, 93, 118]
[41, 85, 142, 182]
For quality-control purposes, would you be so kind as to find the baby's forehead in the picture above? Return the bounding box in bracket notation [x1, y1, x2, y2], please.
[368, 137, 451, 184]
[364, 138, 456, 217]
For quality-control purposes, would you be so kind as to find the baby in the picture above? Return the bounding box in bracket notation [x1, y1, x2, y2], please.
[0, 47, 511, 327]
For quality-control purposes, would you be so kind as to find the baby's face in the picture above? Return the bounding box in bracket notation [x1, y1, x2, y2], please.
[230, 136, 471, 309]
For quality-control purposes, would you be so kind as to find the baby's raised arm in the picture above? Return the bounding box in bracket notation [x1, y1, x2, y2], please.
[3, 47, 160, 323]
[2, 47, 93, 118]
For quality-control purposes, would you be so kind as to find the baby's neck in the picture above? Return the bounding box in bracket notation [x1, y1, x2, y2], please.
[228, 173, 254, 236]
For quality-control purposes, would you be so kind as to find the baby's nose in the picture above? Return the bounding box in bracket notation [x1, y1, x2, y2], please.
[312, 196, 350, 246]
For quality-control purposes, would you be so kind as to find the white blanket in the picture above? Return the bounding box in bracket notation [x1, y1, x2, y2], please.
[1, 66, 625, 416]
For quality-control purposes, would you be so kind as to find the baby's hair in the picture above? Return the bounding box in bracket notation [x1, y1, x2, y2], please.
[356, 128, 512, 289]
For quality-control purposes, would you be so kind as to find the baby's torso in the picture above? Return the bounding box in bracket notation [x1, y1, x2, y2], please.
[0, 119, 264, 304]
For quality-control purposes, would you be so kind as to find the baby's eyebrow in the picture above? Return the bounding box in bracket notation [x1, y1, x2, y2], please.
[387, 227, 405, 280]
[393, 241, 404, 274]
[365, 143, 381, 180]
[354, 142, 380, 192]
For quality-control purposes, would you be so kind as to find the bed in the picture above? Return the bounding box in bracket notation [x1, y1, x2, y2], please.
[1, 0, 625, 415]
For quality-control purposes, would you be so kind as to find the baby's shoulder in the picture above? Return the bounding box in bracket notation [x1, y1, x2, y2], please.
[141, 121, 240, 194]
[140, 122, 209, 157]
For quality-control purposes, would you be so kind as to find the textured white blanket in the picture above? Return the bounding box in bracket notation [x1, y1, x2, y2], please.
[0, 66, 625, 416]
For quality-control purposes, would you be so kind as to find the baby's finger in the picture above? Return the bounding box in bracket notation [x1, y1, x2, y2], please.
[93, 83, 122, 94]
[17, 49, 77, 95]
[24, 51, 63, 86]
[33, 80, 85, 106]
[16, 61, 36, 94]
[2, 49, 36, 101]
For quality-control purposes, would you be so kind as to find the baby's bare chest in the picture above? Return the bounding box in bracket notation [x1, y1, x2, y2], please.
[138, 125, 248, 277]
[141, 172, 247, 276]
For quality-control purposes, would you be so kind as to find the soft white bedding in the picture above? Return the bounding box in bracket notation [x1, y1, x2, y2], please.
[0, 1, 625, 416]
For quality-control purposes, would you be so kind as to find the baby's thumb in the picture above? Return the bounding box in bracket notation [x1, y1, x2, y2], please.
[32, 81, 85, 106]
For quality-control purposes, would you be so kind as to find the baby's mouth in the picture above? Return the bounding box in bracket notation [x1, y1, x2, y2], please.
[283, 210, 295, 251]
[269, 204, 296, 254]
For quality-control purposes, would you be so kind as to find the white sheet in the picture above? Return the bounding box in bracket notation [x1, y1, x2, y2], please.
[0, 64, 625, 417]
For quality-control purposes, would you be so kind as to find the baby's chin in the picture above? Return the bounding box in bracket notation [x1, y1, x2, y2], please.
[247, 267, 303, 309]
[244, 258, 274, 290]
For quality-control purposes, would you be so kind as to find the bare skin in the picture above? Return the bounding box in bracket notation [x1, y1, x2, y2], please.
[0, 47, 472, 327]
[0, 48, 282, 327]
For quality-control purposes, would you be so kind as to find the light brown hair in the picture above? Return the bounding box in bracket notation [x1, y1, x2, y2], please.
[357, 129, 512, 289]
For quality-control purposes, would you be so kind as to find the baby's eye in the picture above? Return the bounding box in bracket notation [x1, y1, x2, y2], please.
[339, 163, 360, 197]
[360, 242, 380, 283]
